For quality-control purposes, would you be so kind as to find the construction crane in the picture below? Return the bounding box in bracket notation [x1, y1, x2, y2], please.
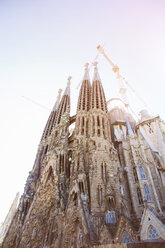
[22, 96, 50, 111]
[97, 45, 151, 112]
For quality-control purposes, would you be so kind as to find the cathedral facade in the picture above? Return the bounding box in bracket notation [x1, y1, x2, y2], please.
[2, 63, 165, 248]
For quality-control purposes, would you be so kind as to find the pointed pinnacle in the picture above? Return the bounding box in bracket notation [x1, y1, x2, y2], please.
[92, 61, 101, 81]
[84, 63, 89, 71]
[57, 89, 63, 99]
[83, 63, 90, 81]
[67, 76, 72, 86]
[92, 61, 98, 71]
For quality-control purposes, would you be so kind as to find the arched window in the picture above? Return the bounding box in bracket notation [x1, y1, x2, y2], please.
[81, 117, 84, 135]
[101, 163, 104, 180]
[100, 188, 102, 204]
[120, 184, 124, 195]
[92, 116, 95, 136]
[97, 116, 100, 126]
[68, 151, 72, 161]
[61, 154, 64, 172]
[102, 117, 105, 138]
[44, 145, 48, 155]
[144, 184, 152, 201]
[133, 167, 138, 182]
[59, 154, 65, 173]
[79, 182, 84, 194]
[148, 225, 159, 239]
[107, 196, 115, 209]
[59, 154, 61, 173]
[137, 187, 143, 205]
[72, 192, 77, 206]
[122, 232, 131, 243]
[98, 186, 102, 205]
[101, 162, 107, 181]
[67, 151, 72, 178]
[86, 118, 88, 136]
[106, 211, 116, 224]
[139, 166, 146, 179]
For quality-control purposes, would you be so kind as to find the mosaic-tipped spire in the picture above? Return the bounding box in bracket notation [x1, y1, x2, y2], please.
[77, 63, 91, 112]
[55, 77, 71, 125]
[64, 76, 71, 96]
[53, 89, 63, 111]
[92, 61, 101, 82]
[41, 89, 63, 140]
[91, 62, 107, 112]
[83, 63, 90, 81]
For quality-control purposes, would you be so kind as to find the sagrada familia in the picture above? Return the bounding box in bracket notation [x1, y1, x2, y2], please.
[1, 62, 165, 248]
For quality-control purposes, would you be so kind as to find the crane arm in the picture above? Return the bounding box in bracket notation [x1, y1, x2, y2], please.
[97, 45, 150, 111]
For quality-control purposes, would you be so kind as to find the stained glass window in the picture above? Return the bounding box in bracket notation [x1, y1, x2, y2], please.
[148, 226, 159, 239]
[150, 207, 154, 213]
[139, 166, 146, 179]
[106, 211, 116, 224]
[144, 184, 152, 201]
[122, 232, 131, 243]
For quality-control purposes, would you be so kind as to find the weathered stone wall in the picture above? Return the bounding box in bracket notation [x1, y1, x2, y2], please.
[2, 68, 165, 248]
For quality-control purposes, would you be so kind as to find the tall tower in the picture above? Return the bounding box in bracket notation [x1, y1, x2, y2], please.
[54, 77, 71, 127]
[2, 63, 165, 248]
[29, 89, 63, 190]
[88, 62, 121, 227]
[89, 62, 110, 141]
[75, 63, 91, 139]
[41, 89, 62, 141]
[73, 63, 91, 197]
[50, 77, 71, 210]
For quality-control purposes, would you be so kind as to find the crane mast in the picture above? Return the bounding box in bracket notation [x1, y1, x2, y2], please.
[97, 45, 150, 112]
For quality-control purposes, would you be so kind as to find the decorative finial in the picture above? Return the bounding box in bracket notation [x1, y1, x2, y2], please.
[67, 76, 72, 86]
[92, 61, 101, 81]
[57, 89, 62, 99]
[84, 63, 89, 71]
[82, 63, 90, 81]
[92, 61, 98, 71]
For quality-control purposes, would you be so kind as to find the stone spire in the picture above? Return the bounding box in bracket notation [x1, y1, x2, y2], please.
[75, 64, 91, 138]
[89, 63, 110, 140]
[91, 62, 108, 112]
[64, 76, 71, 96]
[77, 63, 91, 112]
[41, 89, 62, 140]
[83, 62, 90, 81]
[55, 77, 71, 125]
[92, 61, 101, 82]
[52, 89, 63, 111]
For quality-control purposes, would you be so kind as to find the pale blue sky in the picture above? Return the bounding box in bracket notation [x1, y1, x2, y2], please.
[0, 0, 165, 221]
